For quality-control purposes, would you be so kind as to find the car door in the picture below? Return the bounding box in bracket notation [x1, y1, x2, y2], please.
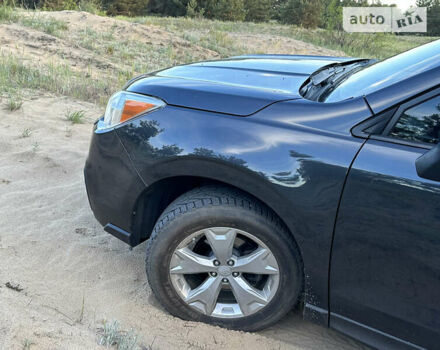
[330, 91, 440, 349]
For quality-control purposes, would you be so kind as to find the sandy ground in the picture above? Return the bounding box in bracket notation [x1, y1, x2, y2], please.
[0, 95, 370, 350]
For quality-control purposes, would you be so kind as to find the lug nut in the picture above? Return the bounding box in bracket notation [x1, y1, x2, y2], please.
[222, 278, 228, 283]
[213, 260, 220, 266]
[227, 260, 234, 266]
[210, 272, 217, 277]
[232, 272, 239, 277]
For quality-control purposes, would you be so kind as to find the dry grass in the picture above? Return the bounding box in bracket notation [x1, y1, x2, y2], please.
[0, 53, 115, 105]
[20, 14, 68, 36]
[98, 320, 140, 350]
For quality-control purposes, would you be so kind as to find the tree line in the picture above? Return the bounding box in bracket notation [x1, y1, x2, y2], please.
[12, 0, 440, 35]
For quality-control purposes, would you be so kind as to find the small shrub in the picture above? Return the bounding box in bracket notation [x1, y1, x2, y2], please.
[65, 110, 86, 124]
[6, 97, 23, 111]
[105, 44, 115, 55]
[21, 128, 32, 138]
[98, 320, 139, 350]
[32, 142, 39, 152]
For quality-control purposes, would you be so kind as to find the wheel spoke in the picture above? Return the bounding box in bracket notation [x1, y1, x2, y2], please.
[205, 228, 236, 264]
[229, 276, 268, 316]
[185, 276, 222, 315]
[169, 226, 281, 319]
[234, 247, 278, 275]
[170, 247, 214, 274]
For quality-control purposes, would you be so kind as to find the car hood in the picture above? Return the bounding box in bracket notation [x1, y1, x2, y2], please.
[126, 55, 355, 116]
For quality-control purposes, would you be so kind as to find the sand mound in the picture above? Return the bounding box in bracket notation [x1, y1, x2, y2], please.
[230, 33, 345, 56]
[0, 23, 118, 72]
[1, 11, 343, 81]
[28, 10, 218, 63]
[48, 11, 215, 54]
[0, 11, 219, 80]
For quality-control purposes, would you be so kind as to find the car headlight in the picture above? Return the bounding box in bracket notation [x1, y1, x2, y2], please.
[99, 91, 165, 130]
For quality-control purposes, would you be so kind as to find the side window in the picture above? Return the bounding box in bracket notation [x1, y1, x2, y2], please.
[389, 95, 440, 145]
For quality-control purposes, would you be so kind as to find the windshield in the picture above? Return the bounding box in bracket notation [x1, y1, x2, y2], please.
[324, 39, 440, 103]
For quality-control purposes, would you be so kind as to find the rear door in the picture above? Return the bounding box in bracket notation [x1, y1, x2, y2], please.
[330, 91, 440, 349]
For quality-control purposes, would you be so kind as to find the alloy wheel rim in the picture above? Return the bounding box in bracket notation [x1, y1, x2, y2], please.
[169, 227, 280, 318]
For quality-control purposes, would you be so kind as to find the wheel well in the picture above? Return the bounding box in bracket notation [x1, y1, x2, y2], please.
[131, 176, 297, 251]
[131, 176, 215, 244]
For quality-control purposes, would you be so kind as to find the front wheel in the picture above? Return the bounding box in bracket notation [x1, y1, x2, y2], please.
[146, 186, 303, 331]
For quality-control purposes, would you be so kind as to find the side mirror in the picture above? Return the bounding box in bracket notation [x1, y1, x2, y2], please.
[416, 143, 440, 182]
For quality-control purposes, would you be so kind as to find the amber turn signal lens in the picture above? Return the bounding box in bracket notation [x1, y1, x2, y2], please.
[101, 92, 166, 130]
[121, 100, 155, 122]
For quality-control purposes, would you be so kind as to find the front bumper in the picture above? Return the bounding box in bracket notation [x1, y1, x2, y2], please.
[84, 119, 146, 245]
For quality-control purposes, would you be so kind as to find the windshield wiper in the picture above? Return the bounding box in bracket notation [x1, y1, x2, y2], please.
[310, 65, 347, 85]
[300, 59, 375, 101]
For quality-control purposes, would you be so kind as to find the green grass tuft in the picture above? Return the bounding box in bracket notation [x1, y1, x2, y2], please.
[21, 128, 32, 138]
[6, 96, 23, 111]
[65, 110, 86, 124]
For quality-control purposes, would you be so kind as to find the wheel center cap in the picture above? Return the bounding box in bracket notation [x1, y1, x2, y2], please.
[218, 266, 232, 276]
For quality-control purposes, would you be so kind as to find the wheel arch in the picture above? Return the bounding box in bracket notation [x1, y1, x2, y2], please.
[131, 174, 304, 265]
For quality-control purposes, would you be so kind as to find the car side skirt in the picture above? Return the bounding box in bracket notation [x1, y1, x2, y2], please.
[304, 304, 328, 326]
[330, 313, 424, 350]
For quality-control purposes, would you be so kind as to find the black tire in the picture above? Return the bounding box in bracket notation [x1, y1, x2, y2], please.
[145, 185, 303, 331]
